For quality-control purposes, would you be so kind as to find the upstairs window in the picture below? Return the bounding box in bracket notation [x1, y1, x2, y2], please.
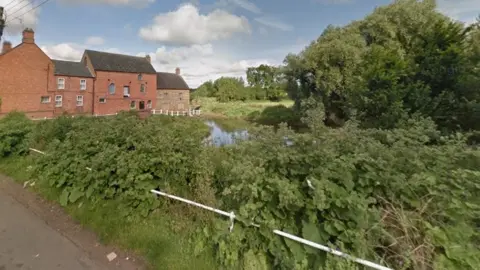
[99, 97, 106, 103]
[80, 79, 87, 90]
[124, 86, 130, 97]
[138, 74, 142, 80]
[57, 78, 65, 90]
[140, 84, 146, 93]
[108, 83, 115, 94]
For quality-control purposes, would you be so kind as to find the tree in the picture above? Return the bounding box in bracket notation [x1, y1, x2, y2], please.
[246, 64, 285, 101]
[283, 0, 480, 131]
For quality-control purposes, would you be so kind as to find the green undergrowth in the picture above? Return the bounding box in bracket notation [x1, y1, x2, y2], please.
[1, 111, 479, 270]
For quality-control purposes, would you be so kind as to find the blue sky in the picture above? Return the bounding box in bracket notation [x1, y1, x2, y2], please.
[1, 0, 477, 87]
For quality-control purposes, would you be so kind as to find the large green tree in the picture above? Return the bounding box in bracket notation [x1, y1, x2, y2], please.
[283, 0, 480, 131]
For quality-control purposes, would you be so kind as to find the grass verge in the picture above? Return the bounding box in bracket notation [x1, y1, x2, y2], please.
[0, 155, 217, 270]
[193, 97, 294, 118]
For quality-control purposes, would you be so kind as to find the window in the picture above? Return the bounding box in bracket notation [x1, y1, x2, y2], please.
[139, 101, 145, 110]
[76, 95, 84, 106]
[99, 98, 106, 103]
[138, 74, 142, 80]
[147, 100, 152, 109]
[130, 101, 136, 109]
[123, 86, 130, 97]
[179, 92, 183, 100]
[108, 83, 115, 94]
[40, 96, 51, 104]
[80, 79, 87, 90]
[55, 95, 62, 107]
[140, 84, 146, 93]
[57, 78, 65, 89]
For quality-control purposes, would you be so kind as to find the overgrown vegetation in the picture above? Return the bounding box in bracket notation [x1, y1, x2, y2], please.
[1, 1, 480, 270]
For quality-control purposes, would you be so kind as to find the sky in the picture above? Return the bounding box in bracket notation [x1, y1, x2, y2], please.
[0, 0, 478, 88]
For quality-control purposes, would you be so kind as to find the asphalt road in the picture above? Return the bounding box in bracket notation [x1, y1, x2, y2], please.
[0, 189, 105, 270]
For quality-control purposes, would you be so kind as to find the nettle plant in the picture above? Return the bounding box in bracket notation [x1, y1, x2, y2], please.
[206, 120, 480, 270]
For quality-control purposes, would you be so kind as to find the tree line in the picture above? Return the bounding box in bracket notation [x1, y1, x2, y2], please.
[192, 64, 288, 102]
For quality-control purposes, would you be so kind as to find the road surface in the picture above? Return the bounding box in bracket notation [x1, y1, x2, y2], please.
[0, 174, 143, 270]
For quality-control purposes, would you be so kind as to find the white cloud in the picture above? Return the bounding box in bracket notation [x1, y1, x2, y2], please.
[85, 36, 105, 46]
[1, 0, 39, 35]
[139, 3, 250, 45]
[145, 43, 277, 87]
[437, 0, 480, 25]
[41, 43, 84, 61]
[255, 17, 293, 31]
[58, 0, 154, 7]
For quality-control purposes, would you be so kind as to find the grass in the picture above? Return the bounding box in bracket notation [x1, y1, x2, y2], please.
[0, 155, 217, 270]
[193, 97, 294, 118]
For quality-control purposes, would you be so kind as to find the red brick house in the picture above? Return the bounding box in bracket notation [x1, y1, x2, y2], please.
[82, 50, 157, 115]
[0, 29, 56, 118]
[0, 28, 157, 118]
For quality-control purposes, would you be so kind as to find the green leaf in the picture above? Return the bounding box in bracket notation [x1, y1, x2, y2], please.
[59, 189, 70, 206]
[302, 221, 323, 254]
[69, 188, 84, 203]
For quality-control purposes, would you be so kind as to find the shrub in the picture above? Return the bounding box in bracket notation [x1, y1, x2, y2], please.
[0, 112, 33, 157]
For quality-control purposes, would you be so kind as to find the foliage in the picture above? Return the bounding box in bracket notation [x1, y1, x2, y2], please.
[206, 118, 480, 270]
[283, 0, 480, 132]
[30, 113, 215, 220]
[246, 64, 287, 101]
[192, 64, 289, 103]
[0, 112, 33, 157]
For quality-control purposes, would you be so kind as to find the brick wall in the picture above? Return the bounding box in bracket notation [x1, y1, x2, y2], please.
[155, 89, 190, 111]
[92, 70, 157, 115]
[0, 42, 56, 119]
[52, 75, 94, 115]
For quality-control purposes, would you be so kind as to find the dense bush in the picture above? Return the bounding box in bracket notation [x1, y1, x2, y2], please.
[0, 112, 479, 269]
[0, 112, 33, 157]
[206, 119, 480, 270]
[29, 113, 215, 219]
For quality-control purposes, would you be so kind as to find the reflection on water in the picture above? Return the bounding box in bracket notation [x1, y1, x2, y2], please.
[205, 120, 248, 146]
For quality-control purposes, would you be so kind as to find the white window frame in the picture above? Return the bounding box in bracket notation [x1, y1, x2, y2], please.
[80, 79, 87, 90]
[55, 95, 63, 107]
[123, 85, 130, 97]
[40, 96, 51, 104]
[57, 78, 65, 90]
[140, 84, 146, 93]
[99, 98, 106, 103]
[76, 95, 84, 106]
[147, 100, 152, 109]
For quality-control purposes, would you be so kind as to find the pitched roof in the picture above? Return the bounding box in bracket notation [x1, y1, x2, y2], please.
[156, 72, 190, 90]
[84, 50, 156, 74]
[52, 60, 93, 78]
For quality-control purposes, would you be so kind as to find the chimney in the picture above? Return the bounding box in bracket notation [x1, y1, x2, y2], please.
[22, 28, 35, 44]
[145, 54, 151, 63]
[175, 67, 180, 75]
[2, 41, 12, 54]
